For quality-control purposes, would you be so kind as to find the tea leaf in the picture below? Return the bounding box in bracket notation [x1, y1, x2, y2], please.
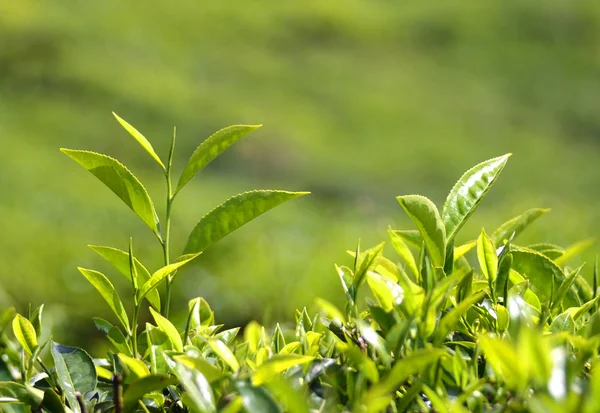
[0, 382, 43, 408]
[113, 112, 165, 171]
[149, 308, 183, 352]
[511, 248, 579, 307]
[368, 348, 446, 399]
[492, 208, 550, 247]
[51, 341, 97, 413]
[252, 355, 314, 386]
[171, 359, 216, 413]
[123, 375, 178, 413]
[184, 190, 309, 254]
[442, 154, 510, 244]
[208, 340, 240, 372]
[436, 292, 485, 342]
[176, 125, 261, 194]
[89, 245, 161, 310]
[397, 195, 446, 268]
[554, 239, 595, 266]
[478, 335, 523, 388]
[78, 268, 130, 332]
[173, 356, 222, 383]
[12, 315, 37, 355]
[138, 253, 201, 301]
[118, 353, 150, 381]
[477, 229, 498, 281]
[236, 380, 281, 413]
[61, 149, 159, 236]
[388, 227, 419, 280]
[454, 240, 477, 261]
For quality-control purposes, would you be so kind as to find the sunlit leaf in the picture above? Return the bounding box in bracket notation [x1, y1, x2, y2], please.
[492, 208, 550, 247]
[176, 125, 261, 194]
[511, 248, 579, 307]
[61, 149, 159, 236]
[388, 227, 419, 280]
[12, 315, 37, 356]
[149, 308, 183, 352]
[208, 340, 240, 372]
[184, 190, 309, 254]
[442, 154, 510, 244]
[89, 245, 160, 310]
[78, 268, 130, 332]
[170, 359, 216, 413]
[113, 112, 165, 171]
[138, 253, 201, 301]
[252, 355, 314, 386]
[397, 195, 446, 268]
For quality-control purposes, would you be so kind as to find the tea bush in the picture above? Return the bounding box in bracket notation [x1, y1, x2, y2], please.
[1, 116, 599, 413]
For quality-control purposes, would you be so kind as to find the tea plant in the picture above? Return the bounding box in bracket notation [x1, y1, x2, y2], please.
[1, 116, 600, 413]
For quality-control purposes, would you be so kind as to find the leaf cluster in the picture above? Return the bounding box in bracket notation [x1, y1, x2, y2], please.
[1, 117, 599, 413]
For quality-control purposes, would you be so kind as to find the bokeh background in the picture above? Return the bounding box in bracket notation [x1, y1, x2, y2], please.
[2, 0, 600, 350]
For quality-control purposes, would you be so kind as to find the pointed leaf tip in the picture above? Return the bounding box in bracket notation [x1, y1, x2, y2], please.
[112, 112, 166, 171]
[175, 124, 263, 194]
[442, 154, 510, 244]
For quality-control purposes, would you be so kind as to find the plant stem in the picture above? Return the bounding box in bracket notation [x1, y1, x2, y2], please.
[162, 127, 177, 318]
[131, 302, 139, 358]
[129, 238, 140, 357]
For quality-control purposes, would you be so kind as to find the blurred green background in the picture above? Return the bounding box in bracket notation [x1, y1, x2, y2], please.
[2, 0, 600, 349]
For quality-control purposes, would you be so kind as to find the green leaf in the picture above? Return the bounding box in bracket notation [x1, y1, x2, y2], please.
[29, 304, 44, 339]
[184, 190, 309, 254]
[188, 297, 214, 330]
[478, 335, 524, 389]
[368, 348, 446, 399]
[12, 315, 38, 355]
[208, 339, 240, 372]
[112, 112, 165, 171]
[51, 341, 97, 413]
[138, 253, 201, 301]
[61, 149, 159, 235]
[492, 208, 550, 247]
[236, 380, 281, 413]
[170, 359, 216, 413]
[554, 239, 595, 266]
[388, 227, 419, 280]
[366, 272, 398, 312]
[41, 388, 65, 413]
[454, 240, 477, 261]
[252, 355, 314, 386]
[108, 326, 133, 356]
[389, 230, 422, 248]
[511, 248, 579, 307]
[149, 308, 183, 352]
[550, 312, 576, 334]
[436, 292, 485, 342]
[78, 268, 130, 332]
[123, 375, 178, 413]
[0, 382, 43, 407]
[173, 356, 222, 383]
[477, 229, 498, 283]
[176, 125, 261, 194]
[397, 195, 446, 268]
[118, 353, 150, 382]
[352, 242, 385, 292]
[264, 376, 310, 413]
[89, 245, 161, 310]
[442, 154, 510, 244]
